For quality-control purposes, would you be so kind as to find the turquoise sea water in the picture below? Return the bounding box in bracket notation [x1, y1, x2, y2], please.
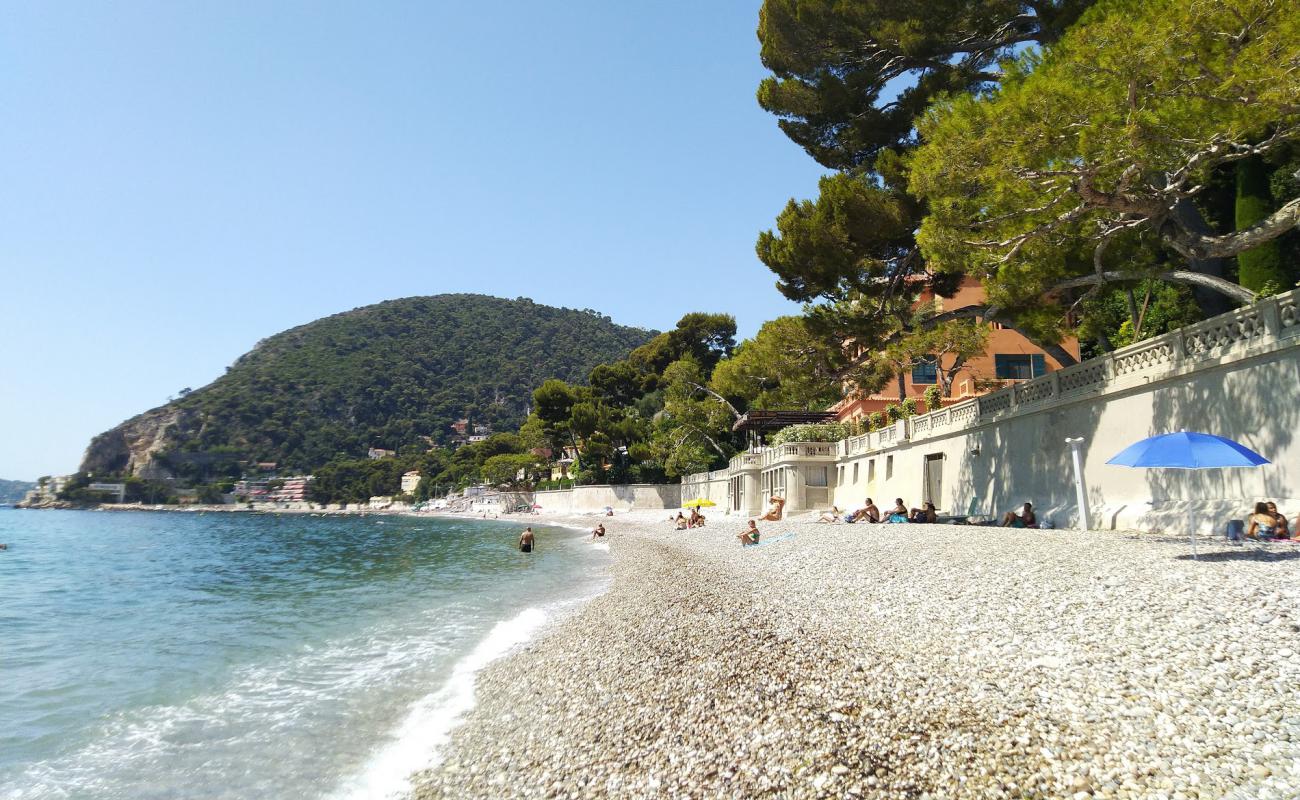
[0, 509, 609, 800]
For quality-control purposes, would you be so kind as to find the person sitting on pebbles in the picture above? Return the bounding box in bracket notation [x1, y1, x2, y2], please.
[845, 498, 880, 524]
[760, 496, 786, 522]
[737, 519, 760, 546]
[886, 499, 909, 523]
[909, 502, 937, 523]
[1000, 502, 1038, 529]
[816, 506, 842, 523]
[1247, 502, 1281, 540]
[674, 513, 689, 530]
[591, 523, 606, 540]
[1265, 502, 1291, 538]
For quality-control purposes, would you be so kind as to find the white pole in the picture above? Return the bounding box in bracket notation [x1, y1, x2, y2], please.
[1065, 437, 1092, 531]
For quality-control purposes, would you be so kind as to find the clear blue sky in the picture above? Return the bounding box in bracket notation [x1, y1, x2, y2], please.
[0, 1, 828, 481]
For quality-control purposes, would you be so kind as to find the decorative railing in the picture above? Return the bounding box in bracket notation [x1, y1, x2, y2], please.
[759, 442, 836, 467]
[727, 450, 763, 471]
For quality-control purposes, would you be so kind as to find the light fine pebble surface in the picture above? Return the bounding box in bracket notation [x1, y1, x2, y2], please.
[411, 511, 1300, 799]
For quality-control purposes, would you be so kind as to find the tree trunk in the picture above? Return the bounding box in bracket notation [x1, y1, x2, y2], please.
[1169, 198, 1232, 317]
[897, 372, 907, 403]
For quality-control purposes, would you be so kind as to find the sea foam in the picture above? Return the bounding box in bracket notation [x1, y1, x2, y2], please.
[328, 606, 550, 800]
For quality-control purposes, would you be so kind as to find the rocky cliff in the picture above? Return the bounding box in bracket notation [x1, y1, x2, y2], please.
[80, 406, 191, 479]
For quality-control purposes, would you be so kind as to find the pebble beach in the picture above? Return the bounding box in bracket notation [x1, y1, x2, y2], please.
[413, 511, 1300, 800]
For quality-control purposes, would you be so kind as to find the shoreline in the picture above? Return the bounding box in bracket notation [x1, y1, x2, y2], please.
[412, 512, 1300, 800]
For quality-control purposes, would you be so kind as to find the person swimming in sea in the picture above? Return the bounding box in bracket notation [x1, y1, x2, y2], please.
[519, 527, 535, 553]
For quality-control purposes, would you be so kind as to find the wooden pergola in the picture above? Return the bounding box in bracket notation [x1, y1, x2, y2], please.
[732, 410, 838, 446]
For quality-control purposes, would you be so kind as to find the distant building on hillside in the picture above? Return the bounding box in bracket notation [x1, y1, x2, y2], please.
[268, 476, 312, 503]
[833, 276, 1081, 421]
[400, 471, 421, 494]
[234, 479, 270, 500]
[367, 447, 396, 460]
[450, 419, 469, 437]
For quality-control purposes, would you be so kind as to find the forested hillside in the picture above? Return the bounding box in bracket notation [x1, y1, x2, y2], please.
[0, 479, 35, 504]
[81, 295, 653, 478]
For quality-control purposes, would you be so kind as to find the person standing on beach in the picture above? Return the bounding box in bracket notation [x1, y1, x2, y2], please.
[519, 527, 535, 553]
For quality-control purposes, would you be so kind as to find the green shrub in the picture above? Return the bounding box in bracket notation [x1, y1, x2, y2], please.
[901, 398, 918, 417]
[868, 412, 885, 430]
[885, 404, 903, 422]
[769, 422, 848, 445]
[923, 385, 943, 412]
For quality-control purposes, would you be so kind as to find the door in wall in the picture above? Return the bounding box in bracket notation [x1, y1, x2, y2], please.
[923, 454, 944, 507]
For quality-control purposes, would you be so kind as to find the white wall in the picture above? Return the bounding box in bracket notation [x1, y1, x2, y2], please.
[531, 484, 682, 513]
[691, 290, 1300, 535]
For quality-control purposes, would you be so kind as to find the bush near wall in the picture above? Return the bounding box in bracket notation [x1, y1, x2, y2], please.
[769, 422, 848, 445]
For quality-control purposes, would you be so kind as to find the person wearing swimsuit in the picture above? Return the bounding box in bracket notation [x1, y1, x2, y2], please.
[591, 523, 605, 540]
[1247, 502, 1277, 540]
[519, 527, 535, 553]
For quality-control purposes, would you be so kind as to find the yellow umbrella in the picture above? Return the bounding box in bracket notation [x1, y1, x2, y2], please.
[683, 498, 717, 508]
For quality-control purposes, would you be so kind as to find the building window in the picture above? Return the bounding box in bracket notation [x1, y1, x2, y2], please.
[994, 353, 1047, 380]
[837, 466, 844, 487]
[886, 455, 893, 480]
[807, 466, 828, 487]
[911, 355, 938, 385]
[852, 463, 860, 484]
[867, 460, 875, 483]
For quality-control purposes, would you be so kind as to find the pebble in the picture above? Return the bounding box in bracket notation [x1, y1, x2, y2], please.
[412, 513, 1300, 799]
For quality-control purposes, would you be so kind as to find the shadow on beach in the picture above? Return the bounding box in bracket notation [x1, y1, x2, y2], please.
[1173, 547, 1300, 562]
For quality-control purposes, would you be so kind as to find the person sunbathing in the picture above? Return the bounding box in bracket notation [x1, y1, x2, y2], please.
[909, 502, 937, 523]
[737, 520, 760, 546]
[1000, 502, 1038, 529]
[674, 513, 689, 530]
[1248, 502, 1279, 540]
[760, 496, 786, 522]
[817, 506, 842, 523]
[1266, 502, 1291, 538]
[688, 508, 702, 528]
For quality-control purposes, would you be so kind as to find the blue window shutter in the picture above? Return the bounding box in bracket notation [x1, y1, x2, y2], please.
[1031, 354, 1046, 377]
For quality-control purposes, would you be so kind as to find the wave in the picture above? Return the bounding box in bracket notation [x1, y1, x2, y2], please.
[327, 606, 551, 800]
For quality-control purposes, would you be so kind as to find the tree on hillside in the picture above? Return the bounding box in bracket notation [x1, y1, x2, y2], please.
[909, 0, 1300, 316]
[709, 316, 847, 410]
[482, 453, 540, 489]
[755, 0, 1094, 371]
[757, 0, 1093, 171]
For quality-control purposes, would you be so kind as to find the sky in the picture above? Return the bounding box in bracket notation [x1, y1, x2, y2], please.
[0, 1, 830, 480]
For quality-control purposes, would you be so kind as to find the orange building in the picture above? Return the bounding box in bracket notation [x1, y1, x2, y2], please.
[833, 276, 1081, 420]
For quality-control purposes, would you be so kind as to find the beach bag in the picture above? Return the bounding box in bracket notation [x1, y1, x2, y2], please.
[888, 513, 908, 524]
[1225, 519, 1245, 541]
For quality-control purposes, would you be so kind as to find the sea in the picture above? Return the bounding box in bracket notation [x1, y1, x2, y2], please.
[0, 509, 610, 800]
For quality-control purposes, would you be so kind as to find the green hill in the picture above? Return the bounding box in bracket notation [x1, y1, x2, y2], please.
[81, 295, 654, 479]
[0, 479, 35, 504]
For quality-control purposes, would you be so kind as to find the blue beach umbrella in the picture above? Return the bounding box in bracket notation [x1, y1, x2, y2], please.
[1107, 430, 1269, 558]
[1106, 431, 1269, 469]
